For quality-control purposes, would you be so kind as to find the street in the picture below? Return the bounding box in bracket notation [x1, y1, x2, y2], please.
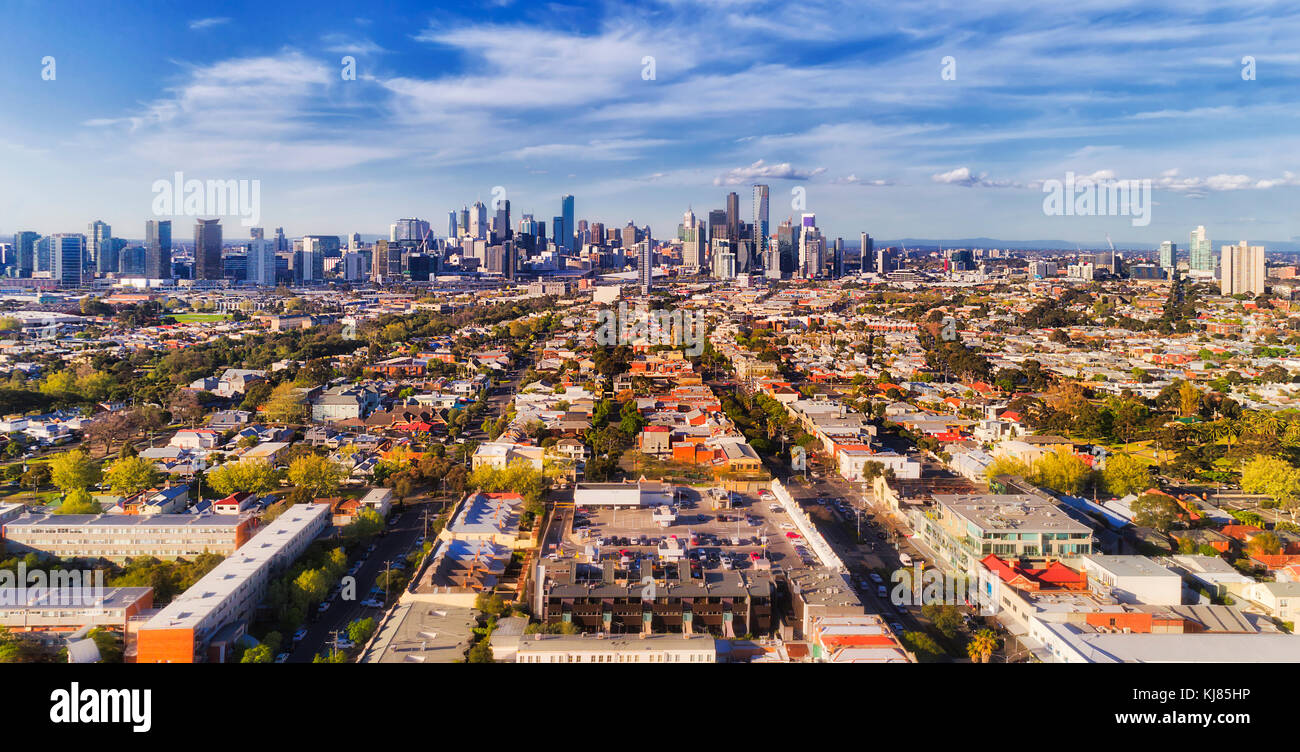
[288, 500, 435, 662]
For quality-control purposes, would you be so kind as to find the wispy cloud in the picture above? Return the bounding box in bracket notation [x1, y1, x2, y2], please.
[188, 17, 230, 30]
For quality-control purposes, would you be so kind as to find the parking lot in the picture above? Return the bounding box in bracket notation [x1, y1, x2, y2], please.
[565, 487, 829, 575]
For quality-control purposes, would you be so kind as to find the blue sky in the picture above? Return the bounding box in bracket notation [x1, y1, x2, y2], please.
[3, 0, 1299, 246]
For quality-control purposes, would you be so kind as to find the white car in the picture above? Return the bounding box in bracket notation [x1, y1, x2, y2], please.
[779, 522, 795, 530]
[360, 599, 385, 609]
[336, 638, 355, 650]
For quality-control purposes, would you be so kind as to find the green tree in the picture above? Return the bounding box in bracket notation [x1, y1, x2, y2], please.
[49, 449, 100, 493]
[1246, 531, 1283, 558]
[342, 508, 384, 543]
[263, 382, 307, 424]
[985, 455, 1034, 486]
[1132, 492, 1183, 532]
[207, 458, 281, 497]
[241, 644, 274, 663]
[0, 627, 37, 663]
[921, 603, 965, 640]
[1102, 453, 1153, 498]
[1241, 455, 1300, 521]
[55, 488, 102, 515]
[347, 617, 377, 645]
[287, 454, 344, 497]
[87, 627, 124, 663]
[467, 637, 495, 663]
[1034, 446, 1092, 495]
[104, 455, 163, 497]
[900, 631, 944, 662]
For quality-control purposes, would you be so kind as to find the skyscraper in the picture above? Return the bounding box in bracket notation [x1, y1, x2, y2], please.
[393, 218, 431, 244]
[51, 234, 85, 288]
[752, 185, 770, 266]
[877, 247, 893, 275]
[470, 202, 487, 241]
[13, 231, 38, 277]
[194, 219, 222, 281]
[1220, 241, 1266, 296]
[298, 235, 328, 283]
[448, 211, 458, 240]
[679, 208, 707, 272]
[97, 236, 121, 275]
[639, 238, 655, 291]
[1159, 241, 1176, 270]
[861, 233, 874, 273]
[274, 227, 287, 253]
[248, 238, 276, 286]
[561, 194, 575, 251]
[776, 219, 798, 277]
[1190, 225, 1212, 273]
[552, 217, 565, 250]
[145, 219, 172, 279]
[87, 220, 111, 273]
[725, 191, 740, 244]
[493, 199, 511, 243]
[621, 222, 640, 252]
[250, 227, 265, 240]
[798, 214, 823, 278]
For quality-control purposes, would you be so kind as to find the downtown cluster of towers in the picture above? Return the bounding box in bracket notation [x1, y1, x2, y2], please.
[3, 187, 883, 290]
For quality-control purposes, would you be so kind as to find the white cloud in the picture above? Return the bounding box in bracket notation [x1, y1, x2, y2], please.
[931, 167, 1022, 188]
[713, 160, 826, 185]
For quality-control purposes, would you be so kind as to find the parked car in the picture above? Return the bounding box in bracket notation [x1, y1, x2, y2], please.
[292, 629, 308, 643]
[360, 598, 385, 609]
[274, 652, 290, 663]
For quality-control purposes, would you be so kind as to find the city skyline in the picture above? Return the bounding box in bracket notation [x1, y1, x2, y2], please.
[3, 1, 1298, 243]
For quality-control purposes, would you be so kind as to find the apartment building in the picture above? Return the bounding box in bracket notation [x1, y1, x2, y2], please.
[134, 502, 330, 663]
[0, 586, 153, 642]
[534, 562, 775, 637]
[915, 493, 1095, 576]
[1, 513, 254, 561]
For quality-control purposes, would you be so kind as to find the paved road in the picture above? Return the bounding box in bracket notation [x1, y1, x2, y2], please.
[288, 502, 434, 662]
[778, 471, 930, 634]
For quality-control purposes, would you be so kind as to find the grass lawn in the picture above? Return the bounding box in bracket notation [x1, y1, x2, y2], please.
[0, 489, 63, 507]
[171, 313, 231, 323]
